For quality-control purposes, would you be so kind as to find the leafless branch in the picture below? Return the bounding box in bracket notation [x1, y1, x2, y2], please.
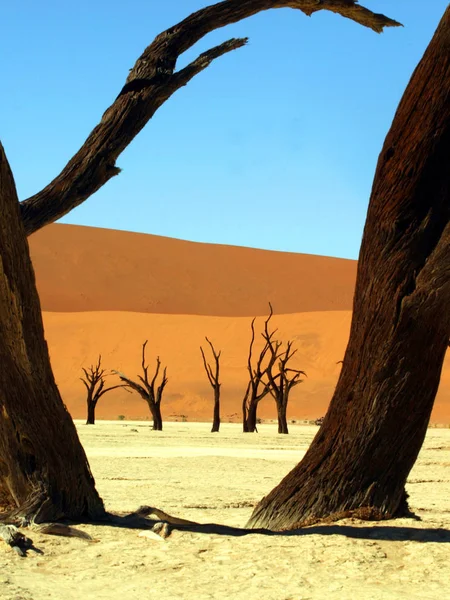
[114, 341, 168, 429]
[81, 355, 128, 423]
[19, 0, 399, 236]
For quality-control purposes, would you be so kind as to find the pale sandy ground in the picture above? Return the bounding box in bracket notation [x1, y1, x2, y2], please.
[2, 422, 449, 600]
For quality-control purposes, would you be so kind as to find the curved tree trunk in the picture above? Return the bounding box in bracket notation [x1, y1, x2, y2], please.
[0, 0, 399, 529]
[0, 145, 105, 524]
[248, 8, 450, 530]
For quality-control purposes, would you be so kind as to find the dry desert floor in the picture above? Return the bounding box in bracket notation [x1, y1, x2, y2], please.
[2, 422, 450, 600]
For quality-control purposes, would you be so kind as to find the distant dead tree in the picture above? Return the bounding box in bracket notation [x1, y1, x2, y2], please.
[81, 355, 127, 425]
[200, 337, 221, 432]
[114, 341, 168, 431]
[262, 309, 305, 434]
[242, 312, 274, 433]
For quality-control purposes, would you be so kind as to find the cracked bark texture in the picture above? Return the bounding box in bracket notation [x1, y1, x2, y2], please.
[248, 6, 450, 530]
[0, 144, 105, 523]
[0, 0, 398, 523]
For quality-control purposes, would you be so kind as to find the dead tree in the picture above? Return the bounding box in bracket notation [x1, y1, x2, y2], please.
[0, 0, 398, 525]
[261, 304, 305, 434]
[270, 342, 305, 434]
[265, 342, 305, 434]
[115, 341, 168, 431]
[81, 355, 128, 425]
[247, 8, 450, 530]
[242, 313, 275, 433]
[200, 337, 222, 432]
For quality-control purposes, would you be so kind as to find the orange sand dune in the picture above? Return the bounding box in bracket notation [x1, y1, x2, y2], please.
[29, 224, 357, 316]
[30, 224, 449, 424]
[42, 310, 450, 424]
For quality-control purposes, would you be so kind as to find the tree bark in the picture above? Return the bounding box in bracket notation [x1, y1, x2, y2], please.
[211, 389, 221, 433]
[248, 7, 450, 530]
[152, 403, 163, 431]
[0, 144, 105, 524]
[277, 401, 289, 435]
[200, 337, 221, 432]
[245, 403, 259, 433]
[0, 0, 399, 529]
[86, 401, 96, 425]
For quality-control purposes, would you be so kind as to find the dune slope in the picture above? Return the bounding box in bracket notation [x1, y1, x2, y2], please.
[29, 223, 357, 316]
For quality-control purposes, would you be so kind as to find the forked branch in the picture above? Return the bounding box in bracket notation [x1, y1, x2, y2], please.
[114, 340, 168, 430]
[242, 305, 279, 432]
[81, 355, 128, 424]
[262, 305, 306, 433]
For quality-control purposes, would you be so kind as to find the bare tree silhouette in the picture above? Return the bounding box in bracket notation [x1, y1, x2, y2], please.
[81, 355, 127, 424]
[200, 337, 222, 432]
[114, 341, 168, 430]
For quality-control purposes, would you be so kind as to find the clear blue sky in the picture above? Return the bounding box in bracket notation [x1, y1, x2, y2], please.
[1, 1, 448, 259]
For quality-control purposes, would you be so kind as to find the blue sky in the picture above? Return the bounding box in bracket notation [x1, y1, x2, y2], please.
[1, 1, 448, 259]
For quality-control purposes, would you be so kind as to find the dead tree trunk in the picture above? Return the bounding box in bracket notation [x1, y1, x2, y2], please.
[262, 304, 305, 435]
[277, 404, 289, 435]
[248, 8, 450, 530]
[115, 341, 168, 431]
[86, 402, 96, 426]
[242, 314, 274, 432]
[271, 347, 305, 435]
[200, 337, 222, 432]
[81, 356, 127, 425]
[0, 144, 105, 524]
[245, 401, 259, 433]
[0, 1, 398, 524]
[153, 402, 163, 432]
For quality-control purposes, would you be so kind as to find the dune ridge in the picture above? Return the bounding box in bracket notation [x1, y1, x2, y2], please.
[29, 223, 357, 316]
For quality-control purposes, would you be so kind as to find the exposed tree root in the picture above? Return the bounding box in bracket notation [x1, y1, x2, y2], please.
[1, 501, 427, 558]
[0, 524, 38, 557]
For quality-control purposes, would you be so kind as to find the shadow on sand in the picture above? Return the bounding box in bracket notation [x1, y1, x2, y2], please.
[98, 507, 450, 544]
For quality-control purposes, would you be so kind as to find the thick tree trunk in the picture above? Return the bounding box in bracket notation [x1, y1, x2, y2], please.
[86, 401, 96, 425]
[211, 389, 220, 433]
[248, 8, 450, 530]
[152, 403, 163, 431]
[245, 403, 259, 433]
[0, 144, 105, 524]
[277, 402, 289, 435]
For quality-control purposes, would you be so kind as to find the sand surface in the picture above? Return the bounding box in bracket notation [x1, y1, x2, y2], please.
[1, 422, 449, 600]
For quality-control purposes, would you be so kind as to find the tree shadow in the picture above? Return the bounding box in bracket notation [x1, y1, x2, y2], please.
[13, 507, 447, 558]
[95, 508, 450, 544]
